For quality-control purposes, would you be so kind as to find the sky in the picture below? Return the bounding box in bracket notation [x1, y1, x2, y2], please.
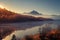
[0, 0, 60, 15]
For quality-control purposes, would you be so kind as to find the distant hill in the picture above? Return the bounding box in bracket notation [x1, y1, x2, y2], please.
[0, 8, 53, 23]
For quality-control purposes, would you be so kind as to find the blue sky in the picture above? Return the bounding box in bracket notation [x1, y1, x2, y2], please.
[0, 0, 60, 15]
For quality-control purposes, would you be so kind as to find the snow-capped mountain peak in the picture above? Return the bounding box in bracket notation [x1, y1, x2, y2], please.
[29, 10, 42, 15]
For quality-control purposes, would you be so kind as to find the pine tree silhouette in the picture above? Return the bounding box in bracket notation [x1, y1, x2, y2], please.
[11, 34, 16, 40]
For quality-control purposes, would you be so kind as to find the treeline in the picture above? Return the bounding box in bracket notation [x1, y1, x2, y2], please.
[0, 8, 53, 23]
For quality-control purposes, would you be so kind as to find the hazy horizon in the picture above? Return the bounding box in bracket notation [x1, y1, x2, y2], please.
[0, 0, 60, 15]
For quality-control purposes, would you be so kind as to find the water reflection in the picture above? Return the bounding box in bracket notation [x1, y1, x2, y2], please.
[2, 21, 60, 40]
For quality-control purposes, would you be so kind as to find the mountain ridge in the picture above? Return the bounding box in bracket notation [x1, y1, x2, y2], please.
[0, 8, 53, 23]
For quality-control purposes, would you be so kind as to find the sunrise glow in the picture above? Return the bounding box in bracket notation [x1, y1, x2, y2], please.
[0, 5, 5, 9]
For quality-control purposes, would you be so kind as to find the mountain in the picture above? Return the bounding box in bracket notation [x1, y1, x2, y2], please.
[0, 8, 53, 23]
[29, 10, 42, 15]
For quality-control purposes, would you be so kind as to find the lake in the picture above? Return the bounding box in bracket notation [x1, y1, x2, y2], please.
[1, 21, 60, 40]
